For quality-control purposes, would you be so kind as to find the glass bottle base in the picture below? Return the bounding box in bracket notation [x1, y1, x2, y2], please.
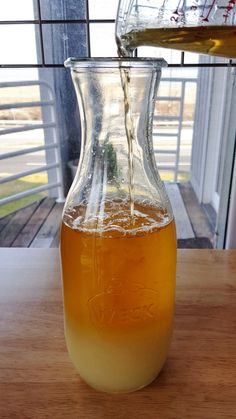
[79, 368, 164, 394]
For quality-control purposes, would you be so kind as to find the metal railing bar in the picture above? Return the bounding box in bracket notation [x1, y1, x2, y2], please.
[156, 165, 176, 170]
[157, 96, 181, 101]
[174, 81, 185, 181]
[0, 142, 58, 160]
[0, 122, 55, 135]
[177, 163, 191, 166]
[154, 115, 182, 121]
[0, 182, 61, 206]
[0, 163, 59, 184]
[0, 80, 52, 88]
[0, 100, 54, 110]
[161, 78, 197, 82]
[0, 80, 55, 101]
[154, 149, 177, 154]
[153, 132, 178, 137]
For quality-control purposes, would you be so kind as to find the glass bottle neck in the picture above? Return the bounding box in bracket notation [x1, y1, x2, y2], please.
[65, 59, 172, 224]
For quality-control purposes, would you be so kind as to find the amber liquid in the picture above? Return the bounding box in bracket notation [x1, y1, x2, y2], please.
[121, 26, 236, 58]
[60, 201, 176, 393]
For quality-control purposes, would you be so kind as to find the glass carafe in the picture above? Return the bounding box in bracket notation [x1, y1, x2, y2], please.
[116, 0, 236, 58]
[60, 58, 176, 393]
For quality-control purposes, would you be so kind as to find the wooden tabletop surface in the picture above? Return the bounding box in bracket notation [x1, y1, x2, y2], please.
[0, 248, 236, 419]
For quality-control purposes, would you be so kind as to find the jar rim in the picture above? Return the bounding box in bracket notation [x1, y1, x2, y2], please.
[64, 57, 167, 69]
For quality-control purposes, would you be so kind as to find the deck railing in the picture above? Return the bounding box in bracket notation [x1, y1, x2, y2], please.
[155, 77, 197, 181]
[0, 80, 64, 206]
[0, 76, 197, 208]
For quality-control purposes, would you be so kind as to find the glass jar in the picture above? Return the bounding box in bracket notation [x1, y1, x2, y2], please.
[116, 0, 236, 58]
[60, 58, 176, 393]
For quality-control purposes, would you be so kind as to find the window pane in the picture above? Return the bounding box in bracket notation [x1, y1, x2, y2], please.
[42, 23, 87, 64]
[0, 68, 39, 83]
[0, 0, 37, 20]
[89, 0, 118, 19]
[90, 23, 117, 57]
[162, 66, 198, 80]
[40, 0, 86, 20]
[184, 52, 199, 64]
[138, 46, 182, 64]
[0, 25, 40, 65]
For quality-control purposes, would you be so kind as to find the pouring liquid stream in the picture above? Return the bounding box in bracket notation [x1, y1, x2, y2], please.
[118, 40, 137, 217]
[119, 66, 135, 217]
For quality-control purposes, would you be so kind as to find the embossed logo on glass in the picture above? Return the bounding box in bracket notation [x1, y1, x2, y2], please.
[88, 282, 159, 328]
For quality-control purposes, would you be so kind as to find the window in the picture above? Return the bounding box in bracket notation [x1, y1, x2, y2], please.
[1, 0, 236, 248]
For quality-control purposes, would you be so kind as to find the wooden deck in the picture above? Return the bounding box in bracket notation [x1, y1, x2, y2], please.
[166, 182, 213, 248]
[0, 197, 63, 248]
[0, 182, 214, 248]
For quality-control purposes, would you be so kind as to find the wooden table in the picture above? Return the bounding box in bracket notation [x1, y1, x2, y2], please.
[0, 249, 236, 419]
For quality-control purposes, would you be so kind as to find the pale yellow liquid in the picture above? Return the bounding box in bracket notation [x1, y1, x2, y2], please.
[60, 202, 176, 393]
[121, 26, 236, 58]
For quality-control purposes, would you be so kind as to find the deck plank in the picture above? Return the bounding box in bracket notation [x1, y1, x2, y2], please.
[178, 182, 213, 240]
[165, 183, 195, 239]
[0, 212, 14, 235]
[12, 198, 56, 248]
[50, 227, 61, 248]
[178, 237, 213, 248]
[0, 201, 39, 247]
[30, 203, 63, 248]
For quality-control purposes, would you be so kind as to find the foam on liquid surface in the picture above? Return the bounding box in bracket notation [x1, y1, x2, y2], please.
[63, 199, 172, 237]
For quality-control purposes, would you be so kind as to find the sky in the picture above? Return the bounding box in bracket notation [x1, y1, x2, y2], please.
[0, 0, 38, 81]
